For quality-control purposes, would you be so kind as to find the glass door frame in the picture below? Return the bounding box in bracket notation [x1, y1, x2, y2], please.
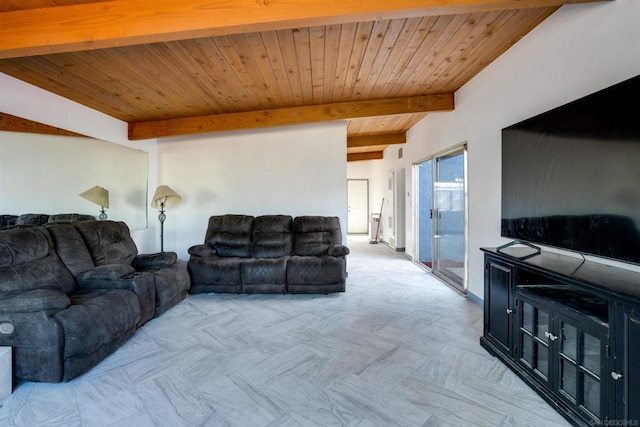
[413, 143, 468, 293]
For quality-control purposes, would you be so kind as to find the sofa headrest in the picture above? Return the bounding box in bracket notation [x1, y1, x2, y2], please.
[15, 213, 50, 226]
[0, 215, 18, 229]
[74, 220, 138, 266]
[0, 227, 76, 294]
[0, 227, 51, 267]
[253, 215, 293, 235]
[292, 216, 342, 256]
[48, 213, 96, 224]
[46, 223, 96, 277]
[251, 215, 293, 258]
[205, 215, 254, 257]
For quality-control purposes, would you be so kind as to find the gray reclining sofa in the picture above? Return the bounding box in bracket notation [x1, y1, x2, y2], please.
[188, 215, 349, 294]
[0, 220, 190, 383]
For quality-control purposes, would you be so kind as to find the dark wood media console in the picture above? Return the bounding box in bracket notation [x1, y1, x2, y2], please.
[480, 246, 640, 426]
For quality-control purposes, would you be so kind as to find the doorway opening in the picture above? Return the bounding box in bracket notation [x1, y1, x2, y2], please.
[347, 179, 369, 234]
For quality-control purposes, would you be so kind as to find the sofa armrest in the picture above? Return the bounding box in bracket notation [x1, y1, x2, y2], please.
[133, 252, 178, 269]
[188, 244, 217, 258]
[77, 264, 136, 282]
[76, 271, 156, 326]
[0, 309, 65, 350]
[327, 244, 350, 256]
[77, 266, 153, 299]
[0, 289, 70, 314]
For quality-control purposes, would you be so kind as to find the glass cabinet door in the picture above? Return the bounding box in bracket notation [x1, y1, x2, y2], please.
[557, 314, 607, 424]
[517, 298, 552, 386]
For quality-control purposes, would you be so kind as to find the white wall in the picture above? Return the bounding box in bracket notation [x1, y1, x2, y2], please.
[154, 122, 348, 260]
[347, 159, 388, 236]
[1, 71, 349, 260]
[349, 0, 640, 300]
[0, 73, 130, 145]
[0, 131, 148, 230]
[0, 72, 160, 252]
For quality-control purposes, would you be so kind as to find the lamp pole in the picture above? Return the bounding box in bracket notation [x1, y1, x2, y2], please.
[158, 201, 166, 252]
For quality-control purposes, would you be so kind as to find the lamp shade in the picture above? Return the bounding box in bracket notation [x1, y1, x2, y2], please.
[151, 185, 181, 209]
[79, 186, 109, 208]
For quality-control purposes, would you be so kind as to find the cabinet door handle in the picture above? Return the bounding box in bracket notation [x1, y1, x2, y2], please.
[506, 308, 514, 314]
[611, 372, 623, 380]
[544, 331, 558, 341]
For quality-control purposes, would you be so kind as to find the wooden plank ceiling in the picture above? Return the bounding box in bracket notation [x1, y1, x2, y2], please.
[0, 0, 606, 161]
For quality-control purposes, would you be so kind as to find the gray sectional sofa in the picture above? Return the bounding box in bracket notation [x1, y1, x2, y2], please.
[0, 214, 346, 385]
[0, 220, 190, 383]
[188, 215, 349, 294]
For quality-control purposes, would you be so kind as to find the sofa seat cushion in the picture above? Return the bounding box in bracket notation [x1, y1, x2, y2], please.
[188, 257, 244, 285]
[241, 257, 287, 284]
[0, 289, 70, 313]
[287, 255, 346, 285]
[54, 289, 140, 358]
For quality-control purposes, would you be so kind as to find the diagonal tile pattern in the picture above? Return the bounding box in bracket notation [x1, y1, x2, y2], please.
[0, 235, 570, 426]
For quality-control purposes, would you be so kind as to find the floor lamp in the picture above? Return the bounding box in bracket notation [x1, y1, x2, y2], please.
[151, 185, 182, 252]
[79, 186, 109, 220]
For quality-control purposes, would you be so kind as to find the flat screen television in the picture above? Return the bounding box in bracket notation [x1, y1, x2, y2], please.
[501, 74, 640, 265]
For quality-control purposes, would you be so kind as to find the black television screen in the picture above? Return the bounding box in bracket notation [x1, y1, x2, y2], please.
[501, 74, 640, 265]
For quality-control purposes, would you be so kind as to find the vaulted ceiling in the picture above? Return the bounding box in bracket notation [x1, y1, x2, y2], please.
[0, 0, 606, 161]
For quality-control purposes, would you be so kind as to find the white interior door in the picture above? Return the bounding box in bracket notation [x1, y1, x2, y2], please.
[347, 179, 369, 234]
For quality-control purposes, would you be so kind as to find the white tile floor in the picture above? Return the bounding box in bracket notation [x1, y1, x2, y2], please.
[0, 235, 570, 426]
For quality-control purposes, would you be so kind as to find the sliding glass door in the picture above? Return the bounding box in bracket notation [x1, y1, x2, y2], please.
[416, 145, 467, 292]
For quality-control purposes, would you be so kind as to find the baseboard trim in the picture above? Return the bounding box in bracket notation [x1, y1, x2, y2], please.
[465, 291, 482, 307]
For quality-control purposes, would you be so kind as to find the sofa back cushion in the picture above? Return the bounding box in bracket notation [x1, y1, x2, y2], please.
[48, 213, 96, 224]
[16, 213, 50, 227]
[0, 215, 18, 229]
[251, 215, 293, 258]
[74, 220, 138, 266]
[45, 223, 96, 277]
[0, 227, 76, 294]
[205, 215, 254, 257]
[292, 216, 343, 256]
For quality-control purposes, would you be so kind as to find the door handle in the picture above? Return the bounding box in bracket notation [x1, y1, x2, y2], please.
[611, 371, 623, 380]
[544, 331, 558, 341]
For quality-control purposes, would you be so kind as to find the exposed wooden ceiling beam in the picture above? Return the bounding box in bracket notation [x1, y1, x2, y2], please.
[348, 152, 384, 162]
[0, 113, 83, 137]
[347, 133, 406, 148]
[128, 94, 454, 140]
[0, 0, 607, 59]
